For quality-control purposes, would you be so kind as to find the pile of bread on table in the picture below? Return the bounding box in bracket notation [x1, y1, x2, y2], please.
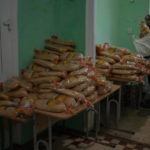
[0, 36, 112, 118]
[96, 43, 150, 82]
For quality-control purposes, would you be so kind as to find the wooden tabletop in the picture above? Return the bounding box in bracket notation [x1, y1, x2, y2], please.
[34, 84, 120, 120]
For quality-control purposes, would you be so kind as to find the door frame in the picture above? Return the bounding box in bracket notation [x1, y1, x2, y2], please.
[0, 0, 18, 81]
[85, 0, 96, 64]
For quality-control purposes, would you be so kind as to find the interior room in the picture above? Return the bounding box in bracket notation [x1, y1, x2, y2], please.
[0, 0, 150, 150]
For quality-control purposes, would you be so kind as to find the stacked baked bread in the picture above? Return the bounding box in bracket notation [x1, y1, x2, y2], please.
[96, 43, 150, 82]
[0, 36, 112, 118]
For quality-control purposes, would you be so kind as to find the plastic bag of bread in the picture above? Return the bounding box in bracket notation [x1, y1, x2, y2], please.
[19, 78, 33, 91]
[50, 37, 75, 47]
[0, 101, 18, 107]
[112, 69, 139, 75]
[53, 95, 76, 107]
[33, 71, 66, 78]
[96, 60, 110, 69]
[31, 76, 60, 85]
[112, 63, 140, 70]
[96, 68, 110, 76]
[32, 64, 49, 72]
[96, 56, 116, 64]
[32, 59, 55, 69]
[3, 77, 20, 92]
[51, 87, 86, 102]
[53, 63, 80, 72]
[73, 80, 93, 92]
[7, 88, 28, 98]
[22, 66, 34, 80]
[97, 82, 112, 95]
[45, 43, 74, 53]
[33, 59, 80, 72]
[86, 91, 98, 102]
[69, 67, 89, 76]
[38, 92, 58, 100]
[35, 51, 59, 64]
[38, 83, 54, 89]
[99, 51, 121, 62]
[37, 89, 53, 93]
[45, 49, 62, 56]
[62, 75, 91, 88]
[0, 93, 9, 100]
[35, 100, 66, 113]
[60, 52, 83, 61]
[110, 75, 140, 82]
[82, 85, 95, 96]
[0, 107, 17, 117]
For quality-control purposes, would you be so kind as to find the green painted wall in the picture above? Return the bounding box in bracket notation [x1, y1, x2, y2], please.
[117, 0, 149, 53]
[96, 0, 119, 45]
[18, 0, 86, 144]
[18, 0, 86, 71]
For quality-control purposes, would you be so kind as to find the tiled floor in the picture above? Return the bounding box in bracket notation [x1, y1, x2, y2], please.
[52, 132, 150, 150]
[102, 107, 150, 146]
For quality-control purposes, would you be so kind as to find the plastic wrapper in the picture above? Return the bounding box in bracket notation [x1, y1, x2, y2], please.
[0, 107, 17, 117]
[62, 75, 91, 88]
[3, 77, 20, 92]
[22, 67, 33, 80]
[97, 82, 112, 95]
[69, 67, 89, 76]
[86, 91, 98, 102]
[54, 95, 76, 107]
[73, 80, 93, 92]
[38, 89, 53, 93]
[111, 75, 140, 82]
[35, 52, 59, 63]
[53, 63, 80, 72]
[36, 100, 66, 113]
[20, 96, 35, 109]
[51, 39, 75, 47]
[107, 47, 131, 56]
[33, 59, 80, 72]
[96, 68, 110, 76]
[82, 85, 95, 96]
[51, 87, 86, 102]
[38, 83, 54, 89]
[99, 51, 121, 62]
[112, 63, 140, 70]
[60, 52, 83, 60]
[96, 60, 110, 69]
[0, 93, 9, 100]
[0, 101, 18, 107]
[31, 76, 60, 85]
[45, 49, 62, 56]
[19, 79, 33, 91]
[96, 56, 116, 64]
[32, 64, 49, 72]
[112, 69, 139, 75]
[7, 88, 28, 98]
[33, 71, 66, 78]
[38, 92, 58, 100]
[45, 43, 74, 53]
[32, 59, 55, 69]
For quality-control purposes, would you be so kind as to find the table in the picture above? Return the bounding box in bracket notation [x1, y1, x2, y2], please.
[0, 115, 29, 150]
[33, 84, 120, 150]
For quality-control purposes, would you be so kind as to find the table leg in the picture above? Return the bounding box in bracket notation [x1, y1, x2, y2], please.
[95, 103, 100, 140]
[33, 114, 52, 150]
[33, 114, 37, 150]
[0, 118, 4, 150]
[48, 116, 52, 150]
[8, 119, 13, 150]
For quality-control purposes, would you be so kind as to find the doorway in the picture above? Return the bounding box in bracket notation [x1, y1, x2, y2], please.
[0, 0, 18, 82]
